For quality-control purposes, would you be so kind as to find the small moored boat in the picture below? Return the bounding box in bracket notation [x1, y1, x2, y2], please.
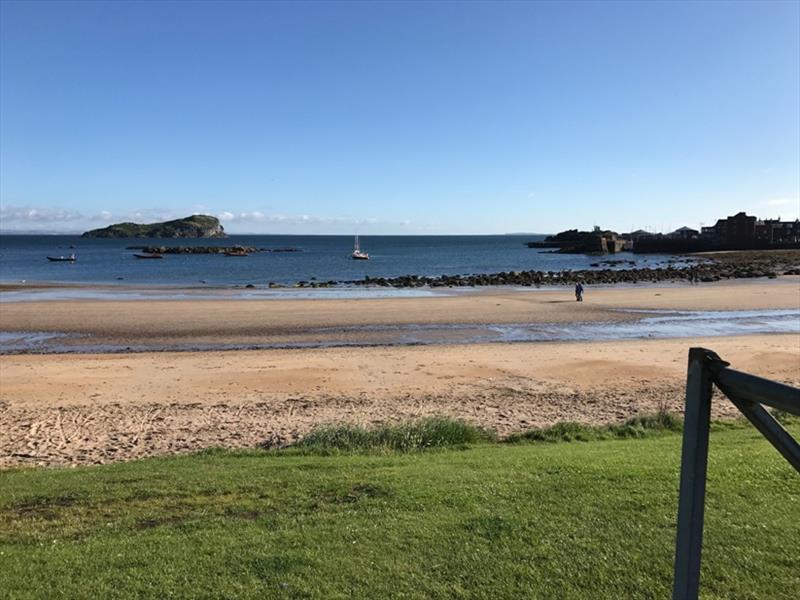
[47, 254, 76, 262]
[133, 253, 163, 259]
[225, 249, 249, 257]
[352, 235, 369, 260]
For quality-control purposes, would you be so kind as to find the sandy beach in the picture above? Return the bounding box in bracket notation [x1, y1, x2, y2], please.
[1, 277, 798, 350]
[1, 280, 799, 467]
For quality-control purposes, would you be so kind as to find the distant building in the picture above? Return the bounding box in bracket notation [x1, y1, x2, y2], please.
[755, 218, 800, 244]
[627, 229, 654, 240]
[667, 226, 699, 240]
[699, 212, 756, 246]
[700, 224, 720, 240]
[540, 211, 799, 255]
[726, 212, 757, 245]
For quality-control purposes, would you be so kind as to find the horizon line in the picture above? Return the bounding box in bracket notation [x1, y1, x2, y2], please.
[0, 230, 553, 237]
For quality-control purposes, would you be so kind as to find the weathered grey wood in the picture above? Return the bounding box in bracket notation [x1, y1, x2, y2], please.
[714, 368, 800, 416]
[718, 387, 800, 472]
[672, 348, 715, 600]
[672, 347, 800, 599]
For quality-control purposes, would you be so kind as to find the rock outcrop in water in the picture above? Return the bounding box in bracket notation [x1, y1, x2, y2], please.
[124, 245, 302, 254]
[526, 228, 628, 254]
[82, 215, 226, 239]
[127, 245, 255, 254]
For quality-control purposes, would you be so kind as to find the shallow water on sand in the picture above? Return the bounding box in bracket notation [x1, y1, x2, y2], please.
[0, 286, 442, 303]
[1, 309, 797, 354]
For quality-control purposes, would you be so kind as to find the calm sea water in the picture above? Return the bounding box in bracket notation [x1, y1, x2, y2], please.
[0, 234, 686, 286]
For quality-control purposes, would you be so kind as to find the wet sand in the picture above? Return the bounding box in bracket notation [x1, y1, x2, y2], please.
[1, 279, 798, 351]
[1, 280, 798, 468]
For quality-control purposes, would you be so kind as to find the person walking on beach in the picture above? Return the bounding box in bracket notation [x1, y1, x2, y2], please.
[575, 282, 584, 302]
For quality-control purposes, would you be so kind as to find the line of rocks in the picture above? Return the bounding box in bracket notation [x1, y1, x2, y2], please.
[288, 263, 799, 289]
[125, 246, 302, 254]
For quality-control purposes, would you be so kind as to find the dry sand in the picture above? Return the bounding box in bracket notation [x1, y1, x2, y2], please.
[1, 280, 798, 467]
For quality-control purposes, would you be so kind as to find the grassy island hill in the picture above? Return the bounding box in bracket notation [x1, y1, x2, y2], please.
[82, 214, 226, 238]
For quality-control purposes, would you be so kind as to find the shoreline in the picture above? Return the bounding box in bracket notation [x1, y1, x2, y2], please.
[1, 272, 799, 302]
[1, 277, 798, 468]
[1, 308, 798, 354]
[1, 280, 798, 353]
[2, 334, 798, 468]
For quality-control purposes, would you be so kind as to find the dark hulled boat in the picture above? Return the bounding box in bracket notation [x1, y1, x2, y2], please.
[47, 255, 76, 262]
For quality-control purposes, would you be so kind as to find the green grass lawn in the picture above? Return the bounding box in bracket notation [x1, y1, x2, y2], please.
[1, 423, 798, 599]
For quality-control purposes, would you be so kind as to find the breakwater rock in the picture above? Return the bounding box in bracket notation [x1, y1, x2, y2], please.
[287, 250, 800, 289]
[126, 246, 302, 254]
[128, 246, 259, 255]
[340, 264, 782, 288]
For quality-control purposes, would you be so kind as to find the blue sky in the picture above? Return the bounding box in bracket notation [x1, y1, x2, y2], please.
[1, 0, 798, 234]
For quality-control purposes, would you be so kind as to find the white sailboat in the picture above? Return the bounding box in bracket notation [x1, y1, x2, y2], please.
[352, 235, 369, 260]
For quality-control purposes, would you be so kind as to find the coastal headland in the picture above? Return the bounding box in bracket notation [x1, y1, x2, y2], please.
[1, 278, 798, 467]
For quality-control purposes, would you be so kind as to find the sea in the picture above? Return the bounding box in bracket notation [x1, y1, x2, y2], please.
[0, 234, 691, 287]
[3, 234, 798, 351]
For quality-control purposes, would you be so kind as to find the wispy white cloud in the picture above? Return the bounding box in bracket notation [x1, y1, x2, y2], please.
[0, 204, 187, 231]
[128, 209, 178, 222]
[91, 210, 115, 222]
[760, 197, 798, 207]
[213, 210, 416, 233]
[217, 211, 408, 228]
[0, 204, 417, 233]
[90, 209, 180, 223]
[218, 211, 267, 222]
[0, 204, 84, 223]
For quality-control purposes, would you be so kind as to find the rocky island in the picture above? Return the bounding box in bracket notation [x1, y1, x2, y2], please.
[82, 214, 226, 238]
